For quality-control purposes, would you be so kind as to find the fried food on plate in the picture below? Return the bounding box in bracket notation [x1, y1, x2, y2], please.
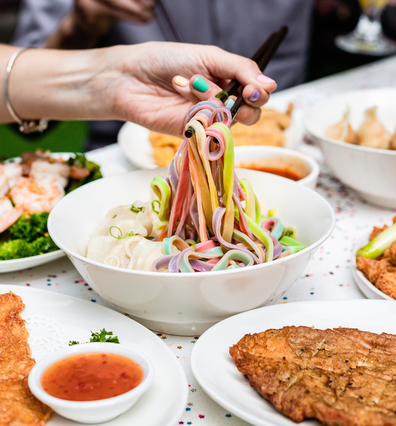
[356, 216, 396, 299]
[230, 326, 396, 426]
[149, 104, 294, 167]
[0, 292, 51, 425]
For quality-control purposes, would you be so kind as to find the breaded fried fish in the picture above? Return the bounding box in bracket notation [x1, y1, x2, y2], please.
[230, 326, 396, 425]
[0, 292, 51, 425]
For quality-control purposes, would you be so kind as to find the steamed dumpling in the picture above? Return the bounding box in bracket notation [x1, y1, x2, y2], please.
[87, 235, 144, 268]
[357, 106, 391, 149]
[93, 202, 153, 238]
[325, 107, 359, 144]
[128, 238, 179, 271]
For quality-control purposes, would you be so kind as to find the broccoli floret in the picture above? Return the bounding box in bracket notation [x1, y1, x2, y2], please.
[66, 153, 102, 193]
[0, 240, 32, 260]
[9, 213, 49, 242]
[1, 213, 58, 260]
[30, 236, 58, 255]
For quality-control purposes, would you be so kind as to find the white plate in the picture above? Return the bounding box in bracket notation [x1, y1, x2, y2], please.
[191, 299, 396, 426]
[0, 285, 188, 426]
[117, 119, 302, 170]
[0, 153, 103, 273]
[351, 232, 394, 301]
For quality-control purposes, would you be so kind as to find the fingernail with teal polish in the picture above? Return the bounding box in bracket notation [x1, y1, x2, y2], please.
[192, 76, 209, 92]
[248, 89, 260, 102]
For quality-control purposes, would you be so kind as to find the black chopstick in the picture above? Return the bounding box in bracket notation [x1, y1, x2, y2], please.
[156, 0, 184, 43]
[230, 26, 288, 119]
[184, 26, 288, 138]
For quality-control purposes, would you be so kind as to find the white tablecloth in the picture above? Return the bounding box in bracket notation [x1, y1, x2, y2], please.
[1, 54, 396, 426]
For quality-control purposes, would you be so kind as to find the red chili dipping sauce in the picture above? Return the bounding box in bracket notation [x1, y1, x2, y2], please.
[240, 165, 304, 181]
[41, 353, 143, 401]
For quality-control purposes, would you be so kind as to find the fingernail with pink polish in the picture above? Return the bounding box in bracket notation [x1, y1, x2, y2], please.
[248, 89, 260, 102]
[257, 75, 275, 84]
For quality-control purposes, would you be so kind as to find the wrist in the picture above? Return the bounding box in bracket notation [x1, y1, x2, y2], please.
[7, 48, 110, 121]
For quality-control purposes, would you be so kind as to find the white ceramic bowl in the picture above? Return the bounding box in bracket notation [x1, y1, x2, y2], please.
[234, 146, 320, 190]
[351, 232, 394, 301]
[48, 168, 335, 336]
[28, 342, 154, 424]
[303, 88, 396, 209]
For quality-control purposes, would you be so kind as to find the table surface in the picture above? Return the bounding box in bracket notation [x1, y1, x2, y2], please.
[2, 54, 396, 426]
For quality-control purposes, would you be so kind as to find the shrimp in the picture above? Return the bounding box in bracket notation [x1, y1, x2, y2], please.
[0, 163, 23, 198]
[30, 160, 70, 188]
[0, 198, 23, 233]
[10, 177, 64, 214]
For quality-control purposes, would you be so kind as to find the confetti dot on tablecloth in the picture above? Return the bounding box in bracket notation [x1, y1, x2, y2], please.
[177, 346, 182, 349]
[323, 273, 327, 277]
[225, 414, 232, 418]
[179, 422, 184, 424]
[198, 414, 205, 419]
[74, 280, 79, 283]
[91, 299, 96, 302]
[188, 403, 193, 406]
[191, 341, 196, 344]
[283, 297, 287, 300]
[330, 272, 334, 275]
[186, 408, 191, 411]
[47, 283, 51, 286]
[187, 423, 192, 425]
[194, 336, 199, 339]
[25, 283, 30, 286]
[156, 333, 162, 336]
[55, 283, 59, 286]
[47, 279, 51, 282]
[339, 284, 343, 286]
[88, 288, 92, 291]
[161, 336, 167, 339]
[310, 292, 314, 295]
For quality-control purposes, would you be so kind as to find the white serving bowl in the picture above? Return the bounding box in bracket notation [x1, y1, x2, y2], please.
[303, 88, 396, 209]
[28, 343, 154, 424]
[48, 168, 335, 336]
[234, 146, 320, 190]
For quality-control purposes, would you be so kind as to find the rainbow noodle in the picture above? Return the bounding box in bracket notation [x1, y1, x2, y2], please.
[148, 97, 305, 272]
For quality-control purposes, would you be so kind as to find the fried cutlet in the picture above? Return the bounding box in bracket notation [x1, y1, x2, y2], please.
[230, 326, 396, 425]
[0, 292, 51, 425]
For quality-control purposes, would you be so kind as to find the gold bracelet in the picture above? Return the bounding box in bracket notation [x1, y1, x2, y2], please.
[5, 47, 49, 134]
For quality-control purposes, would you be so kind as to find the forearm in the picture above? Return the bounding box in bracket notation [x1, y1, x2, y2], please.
[0, 45, 125, 123]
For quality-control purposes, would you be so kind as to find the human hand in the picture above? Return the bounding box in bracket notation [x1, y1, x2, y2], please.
[95, 42, 277, 136]
[45, 0, 155, 49]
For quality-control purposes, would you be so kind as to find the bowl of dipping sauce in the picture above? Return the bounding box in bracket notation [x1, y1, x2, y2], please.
[28, 342, 154, 424]
[234, 146, 320, 190]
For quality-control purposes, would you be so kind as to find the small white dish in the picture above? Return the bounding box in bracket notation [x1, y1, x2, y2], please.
[29, 342, 154, 424]
[234, 146, 320, 190]
[352, 232, 394, 301]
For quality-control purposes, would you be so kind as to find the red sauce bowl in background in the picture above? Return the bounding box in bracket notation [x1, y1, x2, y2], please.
[234, 146, 320, 190]
[28, 343, 154, 424]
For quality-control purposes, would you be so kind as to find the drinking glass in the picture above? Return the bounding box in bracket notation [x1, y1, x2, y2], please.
[335, 0, 396, 55]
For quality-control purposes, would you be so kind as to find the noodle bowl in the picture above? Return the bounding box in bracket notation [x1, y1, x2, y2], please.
[48, 168, 334, 335]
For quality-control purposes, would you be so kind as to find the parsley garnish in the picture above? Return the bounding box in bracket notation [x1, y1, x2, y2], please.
[69, 329, 120, 346]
